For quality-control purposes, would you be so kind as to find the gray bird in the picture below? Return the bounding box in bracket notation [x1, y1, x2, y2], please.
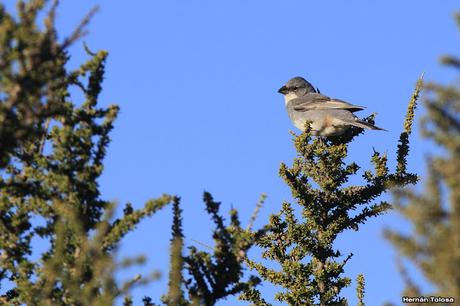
[278, 76, 386, 136]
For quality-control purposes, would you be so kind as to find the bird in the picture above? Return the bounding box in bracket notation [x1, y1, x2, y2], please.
[278, 76, 386, 136]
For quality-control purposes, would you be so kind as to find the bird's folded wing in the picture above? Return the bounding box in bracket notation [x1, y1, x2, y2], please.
[292, 94, 366, 112]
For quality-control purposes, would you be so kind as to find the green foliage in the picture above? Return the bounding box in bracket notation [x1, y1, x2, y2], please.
[0, 1, 172, 304]
[385, 12, 460, 301]
[160, 192, 266, 306]
[162, 196, 186, 306]
[0, 0, 96, 168]
[241, 80, 421, 305]
[356, 274, 365, 306]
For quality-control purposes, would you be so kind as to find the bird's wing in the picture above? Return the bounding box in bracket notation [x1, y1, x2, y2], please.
[291, 93, 366, 112]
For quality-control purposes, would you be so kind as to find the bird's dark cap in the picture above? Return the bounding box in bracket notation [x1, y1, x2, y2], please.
[278, 76, 315, 94]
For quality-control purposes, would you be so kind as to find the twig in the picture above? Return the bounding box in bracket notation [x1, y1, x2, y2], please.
[246, 193, 267, 231]
[61, 6, 99, 50]
[190, 238, 213, 251]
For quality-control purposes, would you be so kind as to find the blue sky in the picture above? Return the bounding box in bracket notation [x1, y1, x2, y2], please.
[5, 1, 460, 305]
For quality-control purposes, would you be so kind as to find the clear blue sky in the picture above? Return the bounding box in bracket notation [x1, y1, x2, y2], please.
[5, 1, 460, 305]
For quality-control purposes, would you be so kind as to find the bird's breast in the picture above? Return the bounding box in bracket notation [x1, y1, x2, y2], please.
[292, 111, 349, 136]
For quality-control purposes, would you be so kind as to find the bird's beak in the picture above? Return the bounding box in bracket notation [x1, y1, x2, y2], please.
[278, 85, 288, 94]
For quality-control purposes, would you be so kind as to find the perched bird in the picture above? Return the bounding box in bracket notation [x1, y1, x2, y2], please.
[278, 76, 386, 136]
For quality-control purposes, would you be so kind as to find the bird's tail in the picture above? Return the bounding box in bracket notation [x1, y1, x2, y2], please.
[349, 120, 387, 131]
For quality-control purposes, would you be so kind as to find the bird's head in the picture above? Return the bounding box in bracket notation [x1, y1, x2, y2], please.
[278, 77, 316, 100]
